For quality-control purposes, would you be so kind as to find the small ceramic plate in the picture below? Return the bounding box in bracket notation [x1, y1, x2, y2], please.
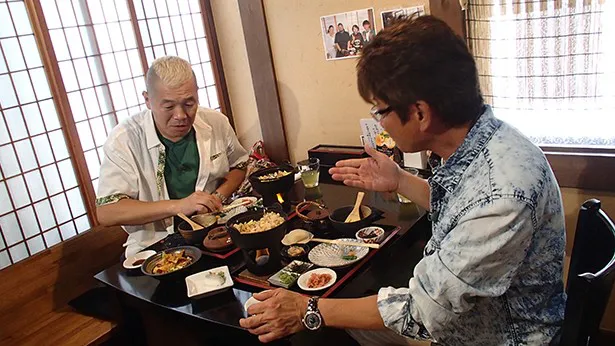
[185, 265, 233, 298]
[229, 196, 258, 208]
[297, 268, 337, 291]
[213, 197, 259, 224]
[244, 296, 260, 314]
[217, 205, 248, 225]
[356, 226, 385, 244]
[122, 250, 156, 270]
[308, 238, 369, 268]
[268, 260, 313, 288]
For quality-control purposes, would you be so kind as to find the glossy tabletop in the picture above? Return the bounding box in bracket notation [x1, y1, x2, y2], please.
[94, 182, 427, 332]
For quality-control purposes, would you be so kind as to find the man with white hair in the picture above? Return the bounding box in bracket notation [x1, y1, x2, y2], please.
[96, 56, 248, 256]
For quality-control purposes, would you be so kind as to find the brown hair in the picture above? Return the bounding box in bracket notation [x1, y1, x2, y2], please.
[357, 15, 483, 126]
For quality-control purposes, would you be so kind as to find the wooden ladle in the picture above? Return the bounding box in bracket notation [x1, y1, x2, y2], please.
[177, 213, 204, 231]
[345, 192, 365, 223]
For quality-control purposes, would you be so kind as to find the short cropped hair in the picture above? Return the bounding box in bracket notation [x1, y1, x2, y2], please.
[146, 56, 196, 95]
[357, 15, 483, 126]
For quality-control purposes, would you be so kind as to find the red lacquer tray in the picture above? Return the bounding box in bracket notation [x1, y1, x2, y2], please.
[233, 225, 401, 298]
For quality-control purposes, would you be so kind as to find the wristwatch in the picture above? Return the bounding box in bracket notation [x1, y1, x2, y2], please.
[302, 297, 323, 331]
[212, 191, 227, 204]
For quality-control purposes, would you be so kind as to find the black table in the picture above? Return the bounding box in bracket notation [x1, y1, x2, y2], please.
[95, 182, 429, 345]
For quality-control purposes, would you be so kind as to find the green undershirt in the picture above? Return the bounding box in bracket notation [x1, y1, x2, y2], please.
[157, 127, 200, 200]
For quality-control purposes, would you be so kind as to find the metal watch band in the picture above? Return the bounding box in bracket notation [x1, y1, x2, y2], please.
[302, 296, 323, 331]
[212, 191, 227, 203]
[308, 296, 319, 312]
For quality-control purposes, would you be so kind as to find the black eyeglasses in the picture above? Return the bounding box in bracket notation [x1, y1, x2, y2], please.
[369, 105, 393, 122]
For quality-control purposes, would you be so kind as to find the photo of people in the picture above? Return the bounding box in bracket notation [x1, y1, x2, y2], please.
[381, 6, 425, 29]
[320, 8, 375, 61]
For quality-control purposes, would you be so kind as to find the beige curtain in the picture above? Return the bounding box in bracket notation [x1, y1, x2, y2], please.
[466, 0, 615, 147]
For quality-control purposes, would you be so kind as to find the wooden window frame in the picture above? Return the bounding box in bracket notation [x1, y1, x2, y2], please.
[20, 0, 234, 228]
[0, 1, 90, 264]
[542, 147, 615, 192]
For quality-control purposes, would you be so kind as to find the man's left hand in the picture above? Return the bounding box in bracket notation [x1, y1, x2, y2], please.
[239, 289, 308, 343]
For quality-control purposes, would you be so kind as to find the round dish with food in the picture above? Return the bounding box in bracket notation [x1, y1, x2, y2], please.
[308, 238, 369, 268]
[297, 268, 337, 291]
[141, 246, 202, 280]
[152, 249, 193, 274]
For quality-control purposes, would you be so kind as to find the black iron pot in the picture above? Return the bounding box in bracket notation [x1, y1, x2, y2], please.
[226, 210, 288, 275]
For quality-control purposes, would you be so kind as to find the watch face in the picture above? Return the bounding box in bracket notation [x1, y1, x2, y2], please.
[304, 312, 322, 331]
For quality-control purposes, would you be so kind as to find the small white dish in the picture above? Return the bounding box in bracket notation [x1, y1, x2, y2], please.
[185, 265, 233, 298]
[243, 289, 272, 315]
[244, 296, 261, 313]
[122, 250, 156, 270]
[297, 268, 337, 291]
[229, 196, 258, 207]
[216, 197, 257, 224]
[218, 205, 248, 224]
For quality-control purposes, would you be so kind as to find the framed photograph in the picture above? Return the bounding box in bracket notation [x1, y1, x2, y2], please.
[320, 8, 376, 61]
[381, 6, 425, 29]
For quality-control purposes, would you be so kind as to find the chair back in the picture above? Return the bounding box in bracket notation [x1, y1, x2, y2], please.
[560, 199, 615, 346]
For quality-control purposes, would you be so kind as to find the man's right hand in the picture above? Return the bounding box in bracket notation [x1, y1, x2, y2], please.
[98, 192, 223, 227]
[175, 191, 222, 215]
[329, 145, 401, 193]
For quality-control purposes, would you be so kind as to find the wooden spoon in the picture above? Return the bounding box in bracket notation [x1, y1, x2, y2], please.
[177, 213, 204, 230]
[344, 192, 365, 223]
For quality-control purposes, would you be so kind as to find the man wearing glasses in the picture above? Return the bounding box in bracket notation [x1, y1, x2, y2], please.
[239, 15, 566, 346]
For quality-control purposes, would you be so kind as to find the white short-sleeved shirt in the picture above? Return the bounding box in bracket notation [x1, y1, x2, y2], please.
[96, 107, 248, 256]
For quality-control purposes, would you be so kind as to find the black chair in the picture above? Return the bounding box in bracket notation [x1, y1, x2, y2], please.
[560, 199, 615, 346]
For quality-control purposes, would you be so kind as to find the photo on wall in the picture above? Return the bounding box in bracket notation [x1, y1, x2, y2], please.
[381, 5, 425, 29]
[320, 8, 376, 61]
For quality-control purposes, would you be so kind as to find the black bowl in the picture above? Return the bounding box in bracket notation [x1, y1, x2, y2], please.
[177, 214, 218, 245]
[329, 205, 380, 236]
[280, 244, 310, 262]
[248, 165, 295, 198]
[141, 246, 202, 281]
